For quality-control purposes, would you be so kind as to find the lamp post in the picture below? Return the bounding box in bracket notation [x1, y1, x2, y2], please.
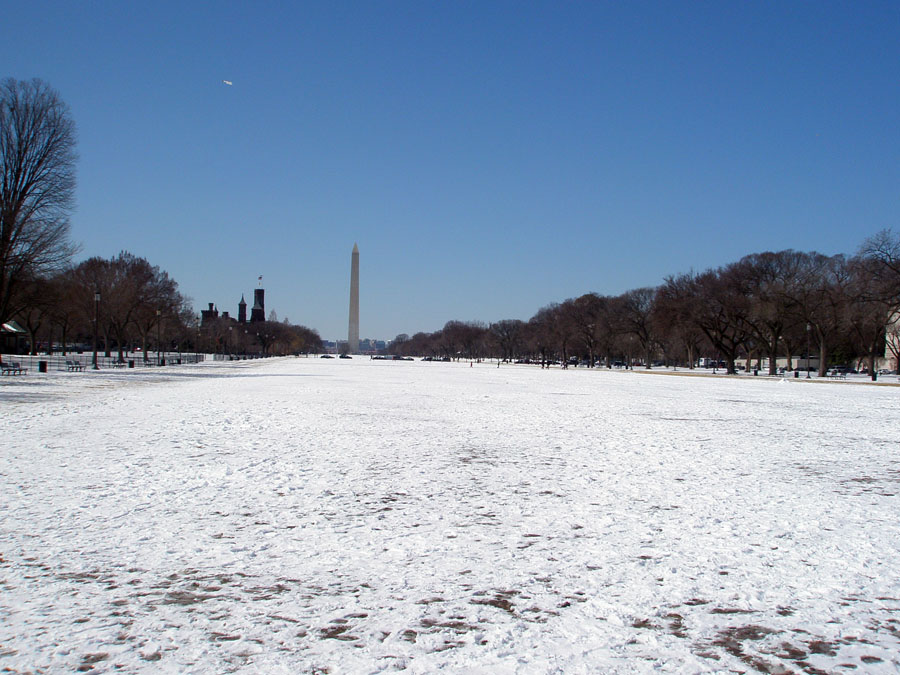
[228, 325, 233, 358]
[92, 291, 100, 370]
[156, 309, 162, 366]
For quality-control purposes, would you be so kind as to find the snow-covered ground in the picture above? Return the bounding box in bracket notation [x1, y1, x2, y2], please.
[1, 358, 899, 673]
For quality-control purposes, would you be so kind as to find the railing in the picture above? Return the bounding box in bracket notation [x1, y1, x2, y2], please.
[0, 352, 206, 372]
[211, 353, 265, 361]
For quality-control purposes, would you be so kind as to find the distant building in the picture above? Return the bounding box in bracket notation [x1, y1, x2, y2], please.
[885, 310, 899, 372]
[250, 288, 265, 324]
[201, 281, 269, 327]
[1, 320, 27, 354]
[238, 295, 247, 324]
[200, 303, 219, 324]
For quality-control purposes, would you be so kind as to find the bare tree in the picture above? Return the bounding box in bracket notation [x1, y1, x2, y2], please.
[47, 267, 80, 356]
[287, 323, 323, 354]
[131, 259, 185, 362]
[552, 300, 578, 367]
[567, 293, 603, 366]
[619, 287, 658, 368]
[490, 319, 524, 362]
[663, 268, 752, 374]
[651, 284, 704, 368]
[842, 255, 895, 381]
[0, 78, 78, 326]
[13, 276, 54, 354]
[785, 253, 845, 376]
[736, 251, 809, 375]
[525, 304, 559, 367]
[71, 252, 189, 363]
[463, 321, 490, 360]
[71, 256, 113, 359]
[859, 229, 900, 302]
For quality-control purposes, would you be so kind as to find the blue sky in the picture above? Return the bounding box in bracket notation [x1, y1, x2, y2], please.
[3, 2, 898, 341]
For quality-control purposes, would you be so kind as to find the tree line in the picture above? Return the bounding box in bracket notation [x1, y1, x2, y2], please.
[390, 234, 900, 381]
[1, 77, 322, 360]
[9, 249, 322, 360]
[200, 311, 323, 358]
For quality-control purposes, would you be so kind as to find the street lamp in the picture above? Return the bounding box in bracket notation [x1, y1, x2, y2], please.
[228, 325, 233, 358]
[806, 323, 811, 379]
[92, 291, 100, 370]
[156, 309, 162, 366]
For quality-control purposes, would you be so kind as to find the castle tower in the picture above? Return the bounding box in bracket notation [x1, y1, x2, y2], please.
[200, 302, 219, 326]
[250, 288, 265, 323]
[348, 243, 359, 353]
[238, 295, 247, 324]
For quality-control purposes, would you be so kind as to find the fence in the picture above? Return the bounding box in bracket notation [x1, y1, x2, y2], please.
[0, 351, 206, 372]
[211, 353, 266, 361]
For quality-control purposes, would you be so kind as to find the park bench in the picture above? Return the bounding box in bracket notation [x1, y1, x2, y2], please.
[1, 361, 27, 375]
[65, 359, 85, 372]
[826, 370, 847, 380]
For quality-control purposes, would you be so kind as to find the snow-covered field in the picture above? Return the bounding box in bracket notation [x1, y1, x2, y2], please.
[1, 358, 899, 673]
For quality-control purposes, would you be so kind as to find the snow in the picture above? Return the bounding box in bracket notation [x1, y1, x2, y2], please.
[2, 357, 899, 673]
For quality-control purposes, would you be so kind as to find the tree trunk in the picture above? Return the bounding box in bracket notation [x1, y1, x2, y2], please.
[817, 338, 828, 377]
[113, 326, 126, 363]
[725, 356, 736, 374]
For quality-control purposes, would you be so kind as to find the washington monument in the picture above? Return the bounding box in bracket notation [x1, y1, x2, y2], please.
[348, 243, 359, 353]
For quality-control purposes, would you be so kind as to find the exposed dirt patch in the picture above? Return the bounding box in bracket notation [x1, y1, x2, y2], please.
[420, 617, 477, 633]
[163, 590, 214, 605]
[710, 607, 756, 615]
[471, 589, 519, 614]
[319, 623, 357, 641]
